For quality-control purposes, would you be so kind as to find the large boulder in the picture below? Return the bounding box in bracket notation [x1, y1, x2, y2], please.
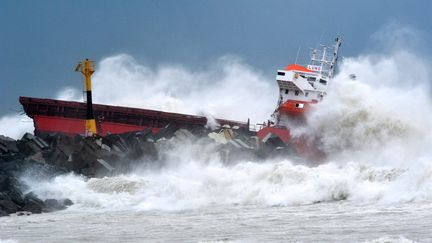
[0, 209, 8, 216]
[0, 133, 75, 216]
[7, 189, 25, 207]
[0, 135, 18, 155]
[63, 198, 73, 206]
[44, 199, 66, 212]
[0, 173, 8, 191]
[0, 200, 18, 214]
[0, 192, 10, 201]
[21, 198, 43, 214]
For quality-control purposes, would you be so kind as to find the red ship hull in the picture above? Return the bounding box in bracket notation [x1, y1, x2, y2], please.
[20, 97, 248, 136]
[257, 126, 325, 162]
[32, 115, 159, 136]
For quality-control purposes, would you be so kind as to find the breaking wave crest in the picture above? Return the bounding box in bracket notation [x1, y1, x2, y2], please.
[57, 54, 276, 123]
[297, 49, 432, 168]
[363, 236, 417, 243]
[22, 157, 432, 211]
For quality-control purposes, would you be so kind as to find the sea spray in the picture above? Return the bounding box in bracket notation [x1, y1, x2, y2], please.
[0, 55, 277, 140]
[297, 50, 432, 168]
[57, 55, 277, 124]
[0, 114, 34, 140]
[22, 155, 432, 212]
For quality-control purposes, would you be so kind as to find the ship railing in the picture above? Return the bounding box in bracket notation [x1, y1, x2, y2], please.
[249, 124, 265, 132]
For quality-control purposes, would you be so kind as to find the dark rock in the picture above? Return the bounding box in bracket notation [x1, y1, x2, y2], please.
[0, 135, 18, 154]
[80, 166, 95, 177]
[0, 192, 10, 201]
[44, 199, 66, 212]
[27, 151, 46, 164]
[7, 190, 25, 207]
[22, 133, 49, 150]
[124, 129, 153, 145]
[155, 123, 178, 140]
[0, 209, 8, 217]
[24, 192, 45, 206]
[126, 137, 158, 161]
[96, 159, 115, 173]
[0, 143, 7, 154]
[47, 148, 70, 168]
[0, 200, 18, 214]
[0, 173, 8, 191]
[0, 160, 21, 173]
[63, 198, 73, 206]
[22, 198, 43, 214]
[104, 134, 128, 153]
[20, 159, 68, 179]
[0, 174, 21, 193]
[189, 126, 210, 137]
[16, 133, 49, 156]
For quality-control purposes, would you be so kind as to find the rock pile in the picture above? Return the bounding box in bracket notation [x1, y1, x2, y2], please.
[0, 123, 293, 217]
[0, 135, 73, 216]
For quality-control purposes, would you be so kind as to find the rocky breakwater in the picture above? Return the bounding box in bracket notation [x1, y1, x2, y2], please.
[0, 123, 292, 217]
[0, 135, 73, 217]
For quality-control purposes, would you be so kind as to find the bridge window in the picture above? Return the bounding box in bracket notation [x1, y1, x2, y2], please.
[305, 92, 309, 97]
[307, 77, 316, 82]
[319, 79, 327, 85]
[278, 71, 285, 76]
[295, 90, 299, 96]
[285, 89, 289, 94]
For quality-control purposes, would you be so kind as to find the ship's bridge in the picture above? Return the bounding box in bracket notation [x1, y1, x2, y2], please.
[276, 64, 328, 94]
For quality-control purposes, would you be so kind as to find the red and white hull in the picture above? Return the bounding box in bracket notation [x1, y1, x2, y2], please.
[256, 36, 342, 161]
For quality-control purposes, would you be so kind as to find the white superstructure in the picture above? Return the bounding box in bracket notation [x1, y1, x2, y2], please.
[272, 36, 342, 127]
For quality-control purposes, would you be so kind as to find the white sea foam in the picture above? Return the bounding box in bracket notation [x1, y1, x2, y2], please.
[0, 113, 33, 140]
[21, 154, 432, 211]
[0, 239, 19, 243]
[363, 235, 417, 243]
[0, 55, 276, 139]
[296, 49, 432, 169]
[57, 55, 276, 124]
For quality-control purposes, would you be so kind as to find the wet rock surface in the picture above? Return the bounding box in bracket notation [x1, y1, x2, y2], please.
[0, 135, 73, 217]
[0, 123, 293, 217]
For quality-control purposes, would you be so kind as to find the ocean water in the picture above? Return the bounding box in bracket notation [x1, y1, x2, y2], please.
[2, 30, 432, 242]
[0, 201, 428, 242]
[1, 155, 432, 242]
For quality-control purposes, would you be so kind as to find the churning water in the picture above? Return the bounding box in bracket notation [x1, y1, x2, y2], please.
[2, 29, 432, 242]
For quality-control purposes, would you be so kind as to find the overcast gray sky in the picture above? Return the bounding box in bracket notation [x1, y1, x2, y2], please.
[1, 0, 432, 116]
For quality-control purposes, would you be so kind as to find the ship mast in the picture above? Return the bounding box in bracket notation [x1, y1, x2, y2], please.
[75, 59, 97, 137]
[328, 36, 342, 79]
[309, 36, 342, 79]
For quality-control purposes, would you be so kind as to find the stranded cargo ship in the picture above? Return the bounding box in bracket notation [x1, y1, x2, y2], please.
[256, 36, 342, 143]
[20, 37, 341, 159]
[19, 96, 249, 137]
[20, 58, 249, 137]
